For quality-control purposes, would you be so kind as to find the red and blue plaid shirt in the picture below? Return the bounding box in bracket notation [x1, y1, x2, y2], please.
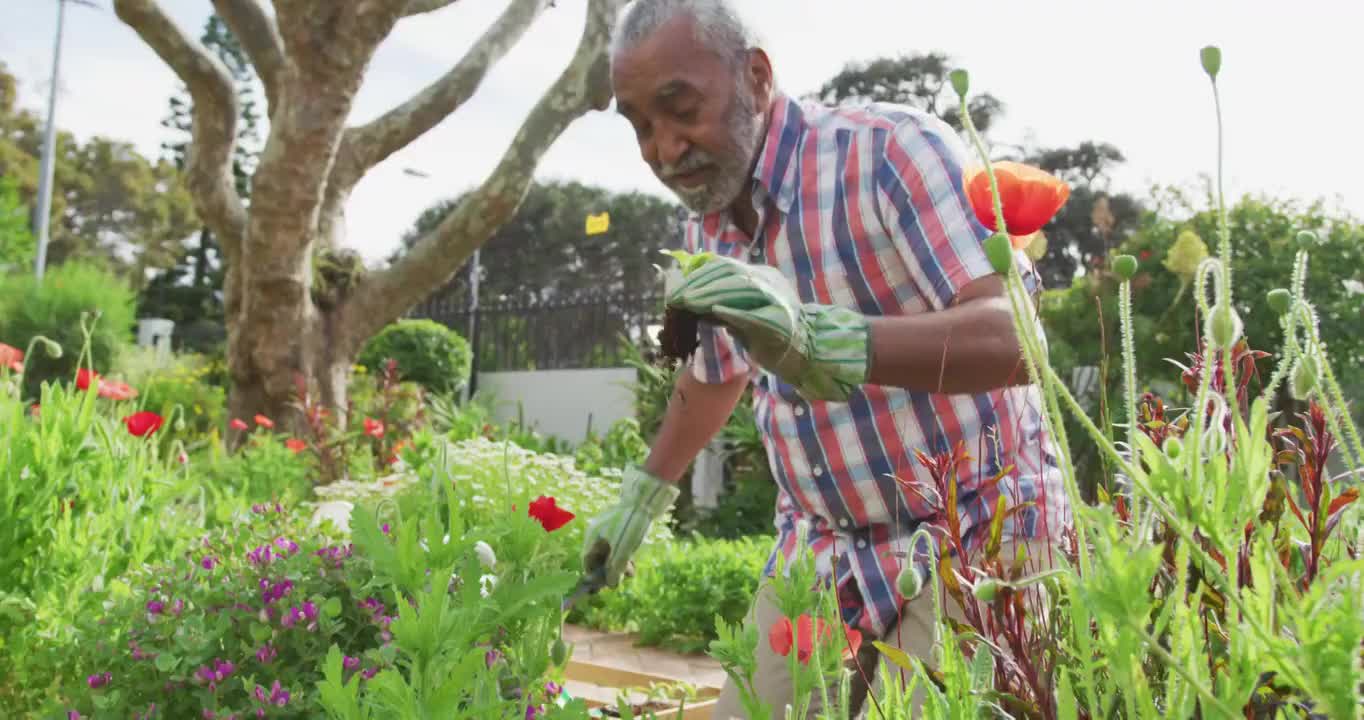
[683, 92, 1070, 638]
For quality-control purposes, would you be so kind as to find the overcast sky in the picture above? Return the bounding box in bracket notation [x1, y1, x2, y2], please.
[3, 0, 1361, 264]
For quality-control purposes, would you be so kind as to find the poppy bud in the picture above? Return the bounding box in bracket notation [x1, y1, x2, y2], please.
[551, 638, 567, 665]
[1290, 354, 1318, 400]
[1111, 255, 1138, 281]
[1295, 230, 1318, 250]
[1206, 303, 1242, 349]
[1163, 437, 1183, 461]
[984, 233, 1014, 275]
[1266, 288, 1292, 316]
[38, 337, 63, 358]
[949, 69, 969, 98]
[1200, 46, 1221, 79]
[972, 578, 1002, 603]
[896, 565, 923, 600]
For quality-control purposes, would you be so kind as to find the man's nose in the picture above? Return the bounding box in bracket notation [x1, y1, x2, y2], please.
[654, 126, 690, 168]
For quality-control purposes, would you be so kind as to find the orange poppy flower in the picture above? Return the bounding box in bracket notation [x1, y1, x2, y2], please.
[285, 438, 307, 453]
[254, 414, 275, 429]
[963, 161, 1070, 248]
[768, 614, 862, 665]
[97, 380, 138, 401]
[0, 343, 22, 373]
[123, 411, 164, 438]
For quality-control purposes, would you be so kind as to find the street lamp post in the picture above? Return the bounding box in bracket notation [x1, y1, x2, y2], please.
[33, 0, 99, 283]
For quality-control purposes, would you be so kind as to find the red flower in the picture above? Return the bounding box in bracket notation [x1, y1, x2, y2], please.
[0, 342, 22, 373]
[527, 495, 575, 532]
[364, 418, 385, 438]
[254, 414, 275, 429]
[123, 411, 164, 437]
[230, 418, 249, 431]
[97, 380, 137, 401]
[768, 614, 860, 665]
[77, 368, 100, 391]
[963, 161, 1071, 246]
[285, 438, 307, 453]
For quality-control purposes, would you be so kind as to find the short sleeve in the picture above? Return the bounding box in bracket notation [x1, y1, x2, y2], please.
[873, 112, 995, 311]
[677, 218, 753, 385]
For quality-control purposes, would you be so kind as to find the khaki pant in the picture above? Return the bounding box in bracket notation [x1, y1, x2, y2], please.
[711, 539, 1053, 719]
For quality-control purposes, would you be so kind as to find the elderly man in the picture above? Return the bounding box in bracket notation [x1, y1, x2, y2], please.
[580, 0, 1068, 716]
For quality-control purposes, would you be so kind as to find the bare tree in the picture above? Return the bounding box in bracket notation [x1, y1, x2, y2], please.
[112, 0, 625, 434]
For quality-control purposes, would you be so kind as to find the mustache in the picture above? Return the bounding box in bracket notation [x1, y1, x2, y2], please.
[660, 149, 717, 179]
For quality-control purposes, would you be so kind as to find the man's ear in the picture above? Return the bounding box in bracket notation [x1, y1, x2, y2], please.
[747, 48, 775, 105]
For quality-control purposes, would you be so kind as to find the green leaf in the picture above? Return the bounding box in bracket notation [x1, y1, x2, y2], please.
[154, 651, 179, 673]
[872, 640, 915, 672]
[323, 596, 342, 618]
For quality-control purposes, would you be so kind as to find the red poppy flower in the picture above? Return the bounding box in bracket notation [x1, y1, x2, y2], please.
[285, 438, 307, 453]
[123, 411, 164, 437]
[254, 414, 275, 429]
[768, 614, 860, 665]
[97, 380, 137, 401]
[963, 161, 1071, 247]
[364, 418, 384, 438]
[77, 368, 100, 391]
[0, 342, 22, 373]
[527, 495, 575, 532]
[230, 418, 249, 431]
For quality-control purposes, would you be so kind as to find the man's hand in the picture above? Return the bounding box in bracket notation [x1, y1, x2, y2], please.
[663, 254, 870, 402]
[580, 466, 681, 588]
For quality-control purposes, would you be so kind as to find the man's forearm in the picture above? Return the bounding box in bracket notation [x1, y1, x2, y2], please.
[864, 294, 1029, 395]
[642, 368, 749, 483]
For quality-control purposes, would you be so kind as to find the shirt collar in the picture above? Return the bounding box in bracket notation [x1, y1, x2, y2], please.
[749, 91, 806, 214]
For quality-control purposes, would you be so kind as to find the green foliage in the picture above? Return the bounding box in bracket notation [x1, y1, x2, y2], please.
[115, 347, 226, 442]
[0, 261, 137, 401]
[576, 535, 771, 654]
[0, 172, 34, 272]
[358, 319, 470, 398]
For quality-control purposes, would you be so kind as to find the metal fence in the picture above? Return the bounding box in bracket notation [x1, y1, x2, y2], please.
[408, 290, 665, 373]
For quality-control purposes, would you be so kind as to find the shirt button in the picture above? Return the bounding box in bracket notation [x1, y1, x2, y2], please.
[856, 538, 868, 550]
[794, 405, 806, 417]
[838, 517, 849, 528]
[812, 465, 823, 477]
[749, 246, 762, 258]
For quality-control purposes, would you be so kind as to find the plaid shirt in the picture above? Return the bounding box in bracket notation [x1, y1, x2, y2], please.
[683, 92, 1069, 638]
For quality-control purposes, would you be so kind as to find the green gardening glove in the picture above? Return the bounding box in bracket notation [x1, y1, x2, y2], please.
[662, 251, 870, 402]
[581, 465, 681, 588]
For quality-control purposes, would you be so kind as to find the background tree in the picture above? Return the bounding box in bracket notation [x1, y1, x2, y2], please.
[0, 62, 197, 286]
[140, 14, 264, 353]
[111, 0, 628, 434]
[396, 180, 685, 306]
[810, 52, 1005, 136]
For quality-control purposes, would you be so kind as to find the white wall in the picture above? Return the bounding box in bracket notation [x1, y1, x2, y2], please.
[477, 367, 638, 445]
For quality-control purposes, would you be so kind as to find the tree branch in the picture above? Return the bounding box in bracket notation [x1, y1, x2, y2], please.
[404, 0, 460, 17]
[113, 0, 246, 258]
[210, 0, 285, 113]
[328, 0, 548, 196]
[340, 0, 626, 347]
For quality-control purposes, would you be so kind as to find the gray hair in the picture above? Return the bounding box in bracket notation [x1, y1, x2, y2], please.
[610, 0, 758, 70]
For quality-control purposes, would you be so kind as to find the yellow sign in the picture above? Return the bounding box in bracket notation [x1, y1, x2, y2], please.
[585, 212, 610, 236]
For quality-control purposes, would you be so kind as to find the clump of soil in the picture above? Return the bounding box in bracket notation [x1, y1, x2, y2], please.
[656, 306, 702, 363]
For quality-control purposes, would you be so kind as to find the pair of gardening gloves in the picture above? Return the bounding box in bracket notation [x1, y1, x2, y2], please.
[581, 252, 871, 591]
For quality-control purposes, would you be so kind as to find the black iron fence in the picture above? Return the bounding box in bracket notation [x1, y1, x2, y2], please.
[408, 290, 666, 373]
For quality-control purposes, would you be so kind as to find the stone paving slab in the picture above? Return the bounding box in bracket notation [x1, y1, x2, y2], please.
[563, 624, 728, 691]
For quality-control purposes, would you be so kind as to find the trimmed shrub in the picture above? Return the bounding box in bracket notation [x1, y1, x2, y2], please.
[357, 319, 470, 397]
[0, 262, 137, 402]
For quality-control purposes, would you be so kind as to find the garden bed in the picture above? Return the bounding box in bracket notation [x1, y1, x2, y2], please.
[563, 659, 719, 719]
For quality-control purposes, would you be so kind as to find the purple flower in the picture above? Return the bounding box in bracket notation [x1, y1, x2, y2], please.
[281, 607, 301, 628]
[246, 545, 273, 565]
[256, 645, 278, 664]
[203, 711, 216, 719]
[545, 681, 562, 698]
[269, 680, 290, 706]
[201, 556, 218, 570]
[170, 599, 185, 616]
[273, 537, 298, 556]
[145, 600, 164, 615]
[67, 712, 81, 720]
[214, 659, 235, 678]
[381, 523, 390, 534]
[251, 503, 266, 514]
[525, 704, 541, 719]
[302, 601, 318, 621]
[485, 649, 501, 668]
[253, 685, 267, 703]
[86, 672, 111, 689]
[343, 655, 361, 671]
[361, 667, 378, 680]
